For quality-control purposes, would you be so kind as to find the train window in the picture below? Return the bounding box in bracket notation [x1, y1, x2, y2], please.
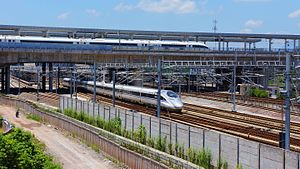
[160, 96, 167, 101]
[193, 45, 208, 49]
[141, 93, 156, 99]
[167, 91, 178, 98]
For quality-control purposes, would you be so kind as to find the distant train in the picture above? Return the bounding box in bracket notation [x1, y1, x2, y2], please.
[63, 78, 183, 112]
[0, 35, 208, 50]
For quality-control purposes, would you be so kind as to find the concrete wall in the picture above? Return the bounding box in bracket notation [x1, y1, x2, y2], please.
[61, 96, 300, 169]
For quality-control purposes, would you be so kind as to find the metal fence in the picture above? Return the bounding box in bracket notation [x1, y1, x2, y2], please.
[60, 96, 300, 169]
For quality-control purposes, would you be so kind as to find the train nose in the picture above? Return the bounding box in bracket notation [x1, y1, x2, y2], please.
[172, 100, 183, 109]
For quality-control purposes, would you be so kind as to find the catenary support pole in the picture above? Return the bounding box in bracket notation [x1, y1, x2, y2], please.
[5, 66, 10, 94]
[156, 59, 162, 118]
[1, 68, 4, 92]
[56, 66, 60, 93]
[18, 63, 20, 95]
[42, 63, 46, 91]
[232, 52, 237, 112]
[49, 63, 53, 92]
[70, 67, 73, 99]
[284, 53, 291, 150]
[93, 58, 97, 103]
[37, 67, 40, 101]
[112, 70, 116, 107]
[232, 64, 237, 112]
[73, 69, 77, 99]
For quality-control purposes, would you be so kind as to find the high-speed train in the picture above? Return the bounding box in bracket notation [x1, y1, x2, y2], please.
[0, 35, 208, 49]
[63, 78, 183, 112]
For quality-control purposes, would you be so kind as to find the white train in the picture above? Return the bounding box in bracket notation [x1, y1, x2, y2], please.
[63, 78, 183, 112]
[0, 35, 208, 49]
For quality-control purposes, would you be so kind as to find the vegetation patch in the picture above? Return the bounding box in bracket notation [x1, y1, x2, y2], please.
[26, 113, 42, 122]
[0, 127, 61, 169]
[0, 115, 2, 133]
[250, 87, 269, 98]
[62, 108, 223, 169]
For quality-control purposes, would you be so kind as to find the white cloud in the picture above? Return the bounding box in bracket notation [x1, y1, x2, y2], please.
[240, 28, 252, 33]
[114, 0, 197, 14]
[288, 9, 300, 19]
[57, 12, 70, 20]
[245, 19, 263, 28]
[234, 0, 271, 2]
[114, 3, 135, 11]
[86, 9, 100, 16]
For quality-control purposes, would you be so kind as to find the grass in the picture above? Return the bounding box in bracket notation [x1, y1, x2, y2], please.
[26, 113, 42, 122]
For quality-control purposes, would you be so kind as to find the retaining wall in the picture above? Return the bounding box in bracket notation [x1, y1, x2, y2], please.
[0, 96, 203, 169]
[60, 96, 300, 169]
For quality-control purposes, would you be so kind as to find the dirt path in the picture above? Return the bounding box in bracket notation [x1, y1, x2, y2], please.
[0, 105, 122, 169]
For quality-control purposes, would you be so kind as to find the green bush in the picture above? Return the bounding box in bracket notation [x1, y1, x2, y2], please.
[187, 148, 197, 163]
[155, 135, 167, 152]
[178, 144, 185, 159]
[96, 117, 105, 129]
[236, 164, 243, 169]
[217, 158, 228, 169]
[196, 149, 212, 169]
[168, 143, 174, 155]
[136, 125, 147, 144]
[62, 109, 220, 169]
[0, 128, 61, 169]
[147, 136, 155, 148]
[250, 88, 269, 98]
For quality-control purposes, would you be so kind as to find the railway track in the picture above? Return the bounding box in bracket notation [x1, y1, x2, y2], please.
[76, 91, 300, 152]
[9, 78, 300, 151]
[182, 92, 300, 116]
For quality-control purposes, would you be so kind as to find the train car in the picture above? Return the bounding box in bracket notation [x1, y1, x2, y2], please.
[63, 78, 183, 112]
[0, 35, 209, 50]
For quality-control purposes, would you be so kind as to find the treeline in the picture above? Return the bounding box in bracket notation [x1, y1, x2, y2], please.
[0, 128, 61, 169]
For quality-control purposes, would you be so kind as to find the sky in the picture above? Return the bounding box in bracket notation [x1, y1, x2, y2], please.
[0, 0, 299, 35]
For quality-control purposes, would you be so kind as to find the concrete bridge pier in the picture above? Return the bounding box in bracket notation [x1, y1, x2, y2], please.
[1, 68, 4, 92]
[49, 63, 53, 92]
[4, 66, 10, 94]
[42, 63, 46, 92]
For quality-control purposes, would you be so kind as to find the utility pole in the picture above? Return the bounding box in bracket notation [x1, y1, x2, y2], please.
[156, 59, 162, 118]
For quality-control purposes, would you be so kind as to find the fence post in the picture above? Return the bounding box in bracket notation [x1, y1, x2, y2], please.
[169, 121, 172, 145]
[188, 126, 191, 148]
[175, 123, 178, 145]
[109, 106, 111, 121]
[203, 129, 206, 148]
[219, 134, 221, 162]
[124, 111, 127, 130]
[237, 138, 240, 165]
[131, 111, 134, 132]
[149, 116, 152, 137]
[258, 143, 261, 169]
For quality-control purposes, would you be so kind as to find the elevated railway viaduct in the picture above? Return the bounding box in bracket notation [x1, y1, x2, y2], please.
[0, 25, 299, 94]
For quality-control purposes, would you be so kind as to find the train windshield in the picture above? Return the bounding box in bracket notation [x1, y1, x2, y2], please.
[167, 91, 178, 98]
